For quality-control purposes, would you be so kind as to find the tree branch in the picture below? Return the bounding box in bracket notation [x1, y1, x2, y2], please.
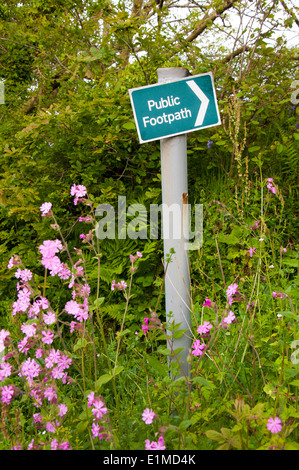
[185, 0, 239, 43]
[221, 44, 251, 64]
[279, 0, 299, 28]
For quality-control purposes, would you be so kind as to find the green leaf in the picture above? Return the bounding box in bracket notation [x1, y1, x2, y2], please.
[145, 355, 167, 375]
[218, 233, 239, 245]
[283, 258, 298, 268]
[90, 46, 102, 60]
[205, 430, 224, 442]
[248, 145, 261, 152]
[94, 297, 105, 307]
[192, 376, 215, 389]
[116, 328, 131, 338]
[179, 419, 194, 431]
[73, 337, 88, 352]
[89, 297, 105, 311]
[285, 442, 299, 450]
[290, 380, 299, 386]
[79, 408, 92, 420]
[113, 365, 124, 377]
[158, 347, 171, 356]
[173, 329, 186, 339]
[217, 442, 230, 450]
[76, 420, 89, 434]
[122, 122, 136, 130]
[96, 366, 124, 390]
[96, 373, 113, 389]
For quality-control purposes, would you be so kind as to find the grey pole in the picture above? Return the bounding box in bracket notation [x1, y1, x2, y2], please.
[157, 67, 191, 379]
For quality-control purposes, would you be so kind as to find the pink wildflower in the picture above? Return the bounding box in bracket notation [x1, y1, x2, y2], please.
[142, 408, 155, 424]
[226, 283, 238, 298]
[46, 421, 56, 433]
[58, 404, 68, 417]
[70, 184, 87, 198]
[267, 417, 282, 433]
[51, 366, 65, 380]
[57, 265, 72, 280]
[119, 280, 127, 290]
[65, 300, 81, 315]
[37, 297, 49, 310]
[18, 337, 33, 354]
[111, 280, 127, 291]
[43, 311, 56, 325]
[92, 422, 103, 439]
[59, 441, 70, 450]
[78, 215, 92, 222]
[33, 413, 42, 424]
[19, 357, 41, 380]
[51, 439, 59, 450]
[87, 392, 95, 407]
[197, 321, 213, 335]
[7, 257, 14, 269]
[1, 385, 15, 404]
[45, 349, 61, 368]
[145, 436, 166, 450]
[91, 398, 108, 420]
[249, 220, 260, 230]
[267, 179, 277, 195]
[30, 387, 43, 407]
[141, 317, 149, 334]
[39, 239, 62, 258]
[272, 292, 284, 299]
[27, 439, 37, 450]
[57, 354, 72, 370]
[129, 251, 143, 264]
[70, 184, 87, 205]
[44, 387, 57, 403]
[40, 202, 52, 216]
[78, 283, 90, 298]
[41, 255, 62, 276]
[222, 311, 236, 325]
[70, 321, 80, 333]
[12, 287, 31, 314]
[226, 283, 238, 305]
[203, 297, 212, 307]
[41, 330, 54, 345]
[15, 268, 32, 282]
[0, 329, 10, 352]
[74, 308, 88, 322]
[35, 348, 45, 359]
[191, 339, 205, 357]
[21, 323, 37, 337]
[0, 362, 12, 381]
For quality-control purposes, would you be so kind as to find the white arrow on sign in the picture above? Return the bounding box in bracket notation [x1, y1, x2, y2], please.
[187, 80, 210, 127]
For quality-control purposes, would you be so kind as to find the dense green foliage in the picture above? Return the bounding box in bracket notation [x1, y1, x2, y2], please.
[0, 0, 298, 450]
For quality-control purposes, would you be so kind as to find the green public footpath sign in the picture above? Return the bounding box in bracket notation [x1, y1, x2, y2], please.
[129, 72, 221, 143]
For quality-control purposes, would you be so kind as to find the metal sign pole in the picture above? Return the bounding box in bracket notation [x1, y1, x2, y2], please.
[157, 67, 191, 379]
[0, 82, 4, 104]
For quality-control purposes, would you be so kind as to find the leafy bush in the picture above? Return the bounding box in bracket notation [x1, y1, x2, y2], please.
[0, 180, 298, 450]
